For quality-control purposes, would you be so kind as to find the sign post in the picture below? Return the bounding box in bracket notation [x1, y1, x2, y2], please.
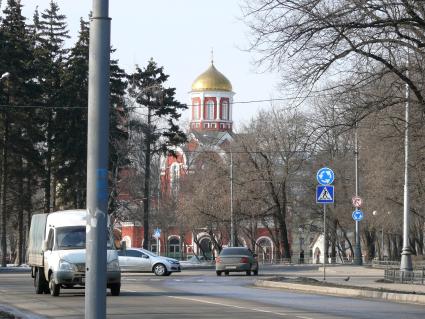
[153, 228, 161, 255]
[316, 167, 334, 281]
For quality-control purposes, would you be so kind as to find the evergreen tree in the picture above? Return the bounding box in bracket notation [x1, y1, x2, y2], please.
[0, 0, 38, 266]
[33, 0, 70, 213]
[55, 18, 89, 208]
[128, 59, 187, 249]
[56, 18, 129, 210]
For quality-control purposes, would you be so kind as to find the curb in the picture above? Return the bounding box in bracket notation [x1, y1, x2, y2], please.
[255, 280, 425, 305]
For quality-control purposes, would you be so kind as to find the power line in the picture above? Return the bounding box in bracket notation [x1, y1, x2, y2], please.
[0, 94, 331, 110]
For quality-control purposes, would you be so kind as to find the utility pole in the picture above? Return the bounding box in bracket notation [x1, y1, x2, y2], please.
[353, 122, 362, 265]
[85, 0, 111, 318]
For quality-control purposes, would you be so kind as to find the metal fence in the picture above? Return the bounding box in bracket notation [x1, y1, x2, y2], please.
[384, 268, 425, 285]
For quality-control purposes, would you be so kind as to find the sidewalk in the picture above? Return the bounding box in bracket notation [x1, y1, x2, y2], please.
[255, 265, 425, 305]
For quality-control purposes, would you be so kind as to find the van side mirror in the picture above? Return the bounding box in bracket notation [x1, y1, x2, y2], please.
[42, 240, 49, 252]
[120, 241, 126, 251]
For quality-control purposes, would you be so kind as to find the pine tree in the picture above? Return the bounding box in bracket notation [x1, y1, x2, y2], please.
[128, 59, 187, 249]
[0, 0, 38, 266]
[33, 0, 70, 213]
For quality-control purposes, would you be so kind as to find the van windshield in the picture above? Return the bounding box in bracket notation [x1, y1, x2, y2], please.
[55, 226, 113, 250]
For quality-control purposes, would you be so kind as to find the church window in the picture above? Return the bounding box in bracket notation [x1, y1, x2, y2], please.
[206, 100, 215, 120]
[193, 101, 200, 120]
[221, 100, 229, 120]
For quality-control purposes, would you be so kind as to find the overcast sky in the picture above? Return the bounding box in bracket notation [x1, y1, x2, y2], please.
[9, 0, 282, 130]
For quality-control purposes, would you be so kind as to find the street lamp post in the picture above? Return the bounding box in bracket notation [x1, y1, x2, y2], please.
[400, 56, 413, 272]
[230, 149, 235, 247]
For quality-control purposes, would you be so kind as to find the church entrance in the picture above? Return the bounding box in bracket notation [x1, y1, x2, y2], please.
[198, 236, 213, 259]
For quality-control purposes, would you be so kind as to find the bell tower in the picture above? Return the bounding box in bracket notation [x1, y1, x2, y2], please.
[189, 60, 235, 132]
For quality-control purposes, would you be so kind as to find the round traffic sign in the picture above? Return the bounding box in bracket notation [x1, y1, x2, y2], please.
[352, 196, 363, 208]
[316, 167, 335, 185]
[352, 209, 364, 221]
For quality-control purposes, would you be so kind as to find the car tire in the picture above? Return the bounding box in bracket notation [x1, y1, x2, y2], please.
[153, 263, 168, 276]
[224, 271, 229, 276]
[34, 268, 48, 294]
[49, 274, 60, 297]
[216, 271, 222, 276]
[246, 270, 251, 276]
[253, 269, 258, 276]
[110, 283, 120, 296]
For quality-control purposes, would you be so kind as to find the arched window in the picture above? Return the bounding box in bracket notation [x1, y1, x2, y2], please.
[206, 100, 215, 120]
[168, 237, 180, 258]
[256, 237, 273, 263]
[221, 100, 229, 120]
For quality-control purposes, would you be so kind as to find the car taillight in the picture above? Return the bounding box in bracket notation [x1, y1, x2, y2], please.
[216, 257, 221, 263]
[240, 257, 249, 263]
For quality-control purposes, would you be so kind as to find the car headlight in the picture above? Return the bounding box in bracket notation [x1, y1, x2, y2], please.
[166, 259, 179, 265]
[107, 259, 120, 271]
[59, 260, 75, 272]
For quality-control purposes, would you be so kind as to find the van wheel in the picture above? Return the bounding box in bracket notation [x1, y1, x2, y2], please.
[34, 268, 47, 294]
[49, 274, 60, 297]
[216, 271, 222, 276]
[225, 271, 229, 276]
[253, 269, 258, 276]
[110, 283, 120, 296]
[246, 270, 251, 276]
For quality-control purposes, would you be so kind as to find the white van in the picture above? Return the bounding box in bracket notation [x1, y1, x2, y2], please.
[27, 209, 121, 296]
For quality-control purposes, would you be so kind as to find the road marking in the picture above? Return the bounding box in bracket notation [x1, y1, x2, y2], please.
[168, 296, 288, 316]
[296, 316, 314, 319]
[122, 289, 138, 293]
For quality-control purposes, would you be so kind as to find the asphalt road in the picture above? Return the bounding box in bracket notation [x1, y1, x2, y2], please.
[0, 268, 424, 319]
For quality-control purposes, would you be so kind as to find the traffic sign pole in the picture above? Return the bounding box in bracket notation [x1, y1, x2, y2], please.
[323, 204, 326, 280]
[353, 122, 362, 266]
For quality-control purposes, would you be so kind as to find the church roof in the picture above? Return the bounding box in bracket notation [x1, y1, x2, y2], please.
[191, 63, 232, 92]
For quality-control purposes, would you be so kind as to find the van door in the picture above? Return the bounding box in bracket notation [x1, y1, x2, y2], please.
[43, 228, 54, 277]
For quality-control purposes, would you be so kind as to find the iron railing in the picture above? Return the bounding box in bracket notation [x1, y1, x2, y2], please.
[384, 268, 425, 285]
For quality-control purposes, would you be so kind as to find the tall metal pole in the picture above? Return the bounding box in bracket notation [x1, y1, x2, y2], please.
[353, 122, 362, 265]
[230, 150, 235, 247]
[323, 204, 326, 280]
[85, 0, 111, 318]
[400, 56, 413, 272]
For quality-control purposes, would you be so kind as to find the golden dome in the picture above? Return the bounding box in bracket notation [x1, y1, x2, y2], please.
[191, 63, 232, 92]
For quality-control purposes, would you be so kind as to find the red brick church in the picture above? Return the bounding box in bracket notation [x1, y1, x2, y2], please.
[119, 60, 281, 262]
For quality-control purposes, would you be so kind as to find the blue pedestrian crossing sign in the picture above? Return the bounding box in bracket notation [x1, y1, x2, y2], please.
[316, 185, 334, 204]
[153, 228, 161, 238]
[317, 167, 335, 185]
[352, 210, 364, 221]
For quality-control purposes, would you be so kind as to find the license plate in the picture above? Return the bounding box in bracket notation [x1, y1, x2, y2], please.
[226, 266, 237, 269]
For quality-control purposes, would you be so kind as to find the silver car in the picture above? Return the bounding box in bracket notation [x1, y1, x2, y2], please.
[216, 247, 259, 276]
[118, 248, 181, 276]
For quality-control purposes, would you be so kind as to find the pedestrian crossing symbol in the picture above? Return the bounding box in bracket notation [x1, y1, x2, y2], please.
[316, 185, 334, 204]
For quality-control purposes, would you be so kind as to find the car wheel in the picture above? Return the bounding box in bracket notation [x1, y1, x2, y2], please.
[110, 283, 120, 296]
[216, 271, 222, 276]
[153, 263, 168, 276]
[224, 271, 229, 276]
[246, 270, 251, 276]
[253, 269, 258, 276]
[49, 274, 60, 297]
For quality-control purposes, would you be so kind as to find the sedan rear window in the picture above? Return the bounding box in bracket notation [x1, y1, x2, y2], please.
[220, 248, 251, 256]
